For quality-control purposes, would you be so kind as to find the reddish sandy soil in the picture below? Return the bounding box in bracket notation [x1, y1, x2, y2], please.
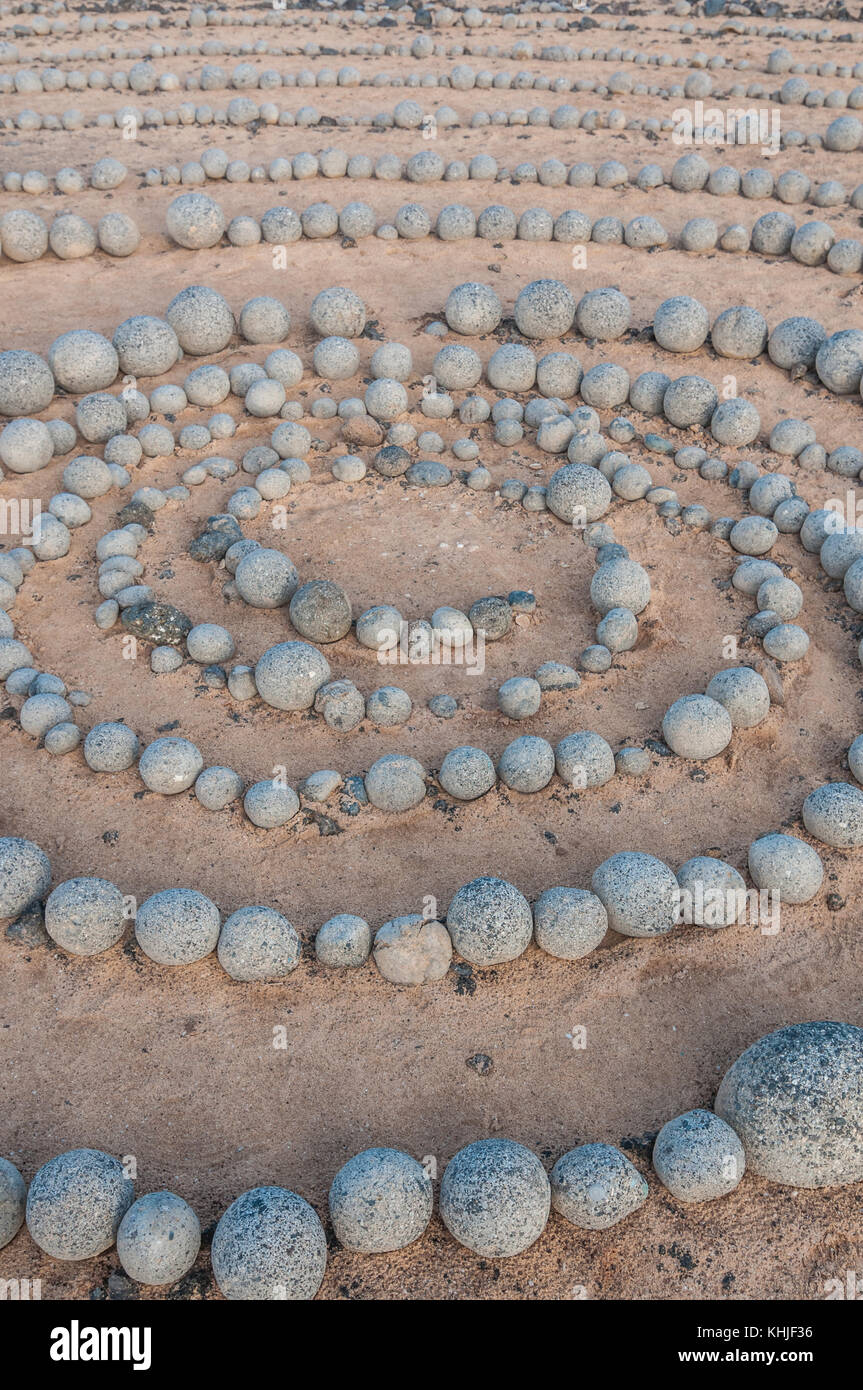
[1, 1, 862, 1301]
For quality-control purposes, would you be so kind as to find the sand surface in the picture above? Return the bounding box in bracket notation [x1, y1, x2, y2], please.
[1, 1, 862, 1301]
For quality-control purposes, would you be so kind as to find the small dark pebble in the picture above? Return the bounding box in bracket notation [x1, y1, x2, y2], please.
[466, 1053, 494, 1076]
[122, 602, 192, 646]
[116, 501, 155, 531]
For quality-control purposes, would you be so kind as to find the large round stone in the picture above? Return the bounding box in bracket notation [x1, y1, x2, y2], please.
[714, 1021, 863, 1187]
[254, 641, 331, 711]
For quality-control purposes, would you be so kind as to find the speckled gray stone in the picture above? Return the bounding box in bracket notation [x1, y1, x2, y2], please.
[135, 887, 220, 965]
[365, 754, 426, 812]
[653, 1110, 745, 1202]
[309, 286, 366, 339]
[705, 666, 771, 728]
[372, 914, 452, 985]
[662, 694, 732, 759]
[26, 1149, 134, 1259]
[0, 349, 55, 417]
[83, 720, 139, 772]
[487, 343, 537, 393]
[0, 1157, 26, 1250]
[117, 1191, 201, 1287]
[44, 876, 125, 956]
[194, 766, 244, 811]
[446, 875, 533, 966]
[815, 329, 863, 394]
[590, 558, 651, 616]
[235, 549, 299, 610]
[575, 287, 631, 341]
[217, 905, 301, 981]
[675, 856, 748, 927]
[186, 623, 234, 664]
[315, 680, 365, 732]
[356, 605, 403, 650]
[597, 607, 638, 653]
[166, 284, 234, 356]
[533, 887, 607, 960]
[166, 191, 226, 248]
[440, 1138, 550, 1257]
[714, 1021, 863, 1187]
[748, 833, 823, 903]
[546, 462, 612, 524]
[20, 692, 73, 738]
[762, 623, 809, 661]
[254, 641, 331, 712]
[496, 676, 540, 720]
[767, 316, 827, 371]
[48, 329, 118, 394]
[554, 730, 615, 787]
[315, 914, 371, 968]
[550, 1144, 648, 1230]
[366, 686, 412, 727]
[212, 1186, 326, 1300]
[438, 746, 496, 801]
[0, 835, 51, 918]
[802, 781, 863, 847]
[243, 781, 300, 829]
[287, 580, 351, 644]
[138, 737, 203, 794]
[711, 398, 761, 448]
[513, 278, 575, 339]
[497, 734, 555, 793]
[329, 1149, 432, 1253]
[615, 746, 650, 777]
[653, 295, 709, 353]
[444, 281, 502, 336]
[592, 851, 679, 938]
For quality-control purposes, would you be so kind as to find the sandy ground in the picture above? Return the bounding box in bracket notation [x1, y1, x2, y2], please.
[1, 2, 863, 1301]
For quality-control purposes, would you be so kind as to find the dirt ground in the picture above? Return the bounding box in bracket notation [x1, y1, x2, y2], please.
[1, 1, 862, 1301]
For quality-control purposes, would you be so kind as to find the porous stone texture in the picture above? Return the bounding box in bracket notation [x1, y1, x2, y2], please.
[446, 875, 533, 965]
[166, 284, 235, 356]
[0, 1158, 27, 1250]
[0, 835, 51, 918]
[440, 1138, 550, 1257]
[217, 905, 301, 981]
[25, 1148, 134, 1259]
[236, 549, 299, 609]
[289, 581, 352, 643]
[591, 852, 679, 938]
[44, 876, 125, 956]
[134, 888, 221, 965]
[364, 754, 426, 813]
[675, 857, 747, 927]
[254, 641, 331, 711]
[117, 1192, 201, 1286]
[438, 746, 497, 801]
[315, 914, 371, 968]
[532, 887, 608, 959]
[747, 834, 823, 904]
[662, 694, 733, 759]
[704, 667, 771, 728]
[652, 1110, 745, 1203]
[714, 1021, 863, 1187]
[550, 1144, 648, 1229]
[138, 737, 204, 794]
[329, 1148, 433, 1253]
[212, 1186, 327, 1300]
[802, 781, 863, 847]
